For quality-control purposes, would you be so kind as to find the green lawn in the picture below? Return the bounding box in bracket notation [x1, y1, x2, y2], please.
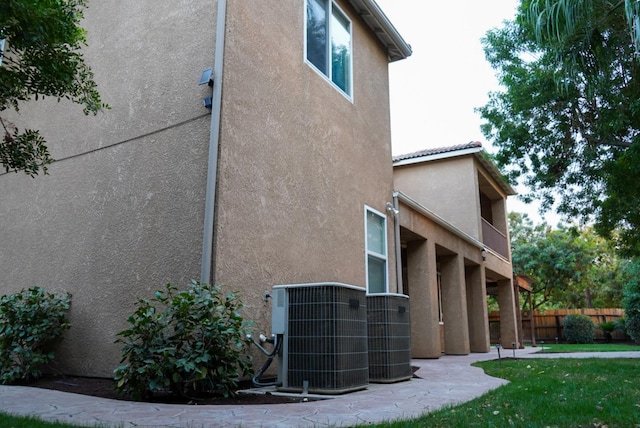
[378, 358, 640, 427]
[537, 343, 640, 353]
[0, 413, 94, 428]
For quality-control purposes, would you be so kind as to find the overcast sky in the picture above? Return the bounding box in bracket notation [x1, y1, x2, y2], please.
[375, 1, 563, 225]
[375, 0, 519, 156]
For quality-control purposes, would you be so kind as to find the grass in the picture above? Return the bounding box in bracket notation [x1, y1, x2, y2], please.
[0, 413, 95, 428]
[537, 342, 640, 353]
[380, 358, 640, 427]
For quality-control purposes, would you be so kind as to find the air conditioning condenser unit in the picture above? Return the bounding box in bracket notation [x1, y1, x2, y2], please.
[272, 282, 368, 394]
[367, 293, 412, 383]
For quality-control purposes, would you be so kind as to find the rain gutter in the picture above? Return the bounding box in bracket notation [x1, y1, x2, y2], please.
[393, 191, 486, 251]
[201, 0, 227, 285]
[392, 193, 403, 294]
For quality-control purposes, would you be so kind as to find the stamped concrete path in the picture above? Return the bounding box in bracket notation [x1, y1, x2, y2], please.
[2, 347, 638, 428]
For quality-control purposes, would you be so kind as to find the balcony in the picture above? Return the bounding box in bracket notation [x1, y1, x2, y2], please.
[481, 218, 509, 259]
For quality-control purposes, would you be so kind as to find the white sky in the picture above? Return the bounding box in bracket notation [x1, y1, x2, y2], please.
[376, 0, 563, 225]
[375, 0, 518, 155]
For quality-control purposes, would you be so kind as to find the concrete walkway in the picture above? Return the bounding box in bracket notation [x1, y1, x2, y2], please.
[1, 347, 638, 428]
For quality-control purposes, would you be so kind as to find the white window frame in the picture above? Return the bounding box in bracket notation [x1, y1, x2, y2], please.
[304, 0, 353, 101]
[437, 268, 444, 324]
[364, 205, 388, 294]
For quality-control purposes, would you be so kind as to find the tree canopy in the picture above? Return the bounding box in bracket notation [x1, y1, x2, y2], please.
[478, 0, 640, 256]
[0, 0, 107, 176]
[510, 212, 625, 310]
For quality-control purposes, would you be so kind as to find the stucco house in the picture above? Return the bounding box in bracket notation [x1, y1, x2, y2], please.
[1, 0, 519, 383]
[392, 142, 520, 357]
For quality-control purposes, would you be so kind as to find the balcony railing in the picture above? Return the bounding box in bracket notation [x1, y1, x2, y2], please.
[481, 218, 509, 259]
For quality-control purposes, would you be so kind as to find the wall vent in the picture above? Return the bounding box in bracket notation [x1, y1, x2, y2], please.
[272, 283, 369, 394]
[367, 293, 412, 383]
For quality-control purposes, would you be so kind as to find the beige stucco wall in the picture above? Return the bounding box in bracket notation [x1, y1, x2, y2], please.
[484, 252, 514, 281]
[394, 154, 514, 280]
[0, 0, 216, 377]
[398, 203, 490, 357]
[213, 0, 397, 336]
[394, 156, 481, 239]
[394, 152, 518, 356]
[1, 0, 399, 377]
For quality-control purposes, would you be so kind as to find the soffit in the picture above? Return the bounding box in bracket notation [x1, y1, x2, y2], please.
[346, 0, 412, 62]
[474, 154, 517, 197]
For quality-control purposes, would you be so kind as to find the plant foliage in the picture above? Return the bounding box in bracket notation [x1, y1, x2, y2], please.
[0, 0, 108, 176]
[114, 281, 254, 400]
[510, 212, 625, 310]
[0, 286, 71, 384]
[621, 259, 640, 343]
[479, 0, 640, 256]
[597, 321, 616, 342]
[562, 313, 595, 343]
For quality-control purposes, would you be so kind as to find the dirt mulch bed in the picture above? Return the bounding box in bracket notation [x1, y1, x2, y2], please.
[23, 375, 308, 405]
[23, 366, 422, 405]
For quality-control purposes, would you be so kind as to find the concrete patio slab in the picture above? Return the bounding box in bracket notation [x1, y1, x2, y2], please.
[4, 347, 638, 427]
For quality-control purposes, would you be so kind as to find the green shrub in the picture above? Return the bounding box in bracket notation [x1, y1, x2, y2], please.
[627, 316, 640, 343]
[598, 321, 616, 342]
[614, 317, 627, 335]
[114, 281, 254, 400]
[622, 261, 640, 343]
[563, 314, 595, 344]
[0, 287, 71, 384]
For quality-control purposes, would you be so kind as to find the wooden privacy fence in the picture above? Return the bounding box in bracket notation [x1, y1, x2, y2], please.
[489, 308, 627, 344]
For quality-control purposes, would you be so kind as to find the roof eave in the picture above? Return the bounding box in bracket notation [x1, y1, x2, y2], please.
[347, 0, 412, 62]
[473, 152, 517, 196]
[393, 145, 517, 197]
[393, 146, 483, 167]
[393, 191, 485, 250]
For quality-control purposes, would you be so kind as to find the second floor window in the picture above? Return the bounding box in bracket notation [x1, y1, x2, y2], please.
[306, 0, 352, 96]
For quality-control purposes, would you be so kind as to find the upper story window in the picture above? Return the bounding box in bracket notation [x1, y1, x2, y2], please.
[305, 0, 352, 97]
[365, 206, 388, 294]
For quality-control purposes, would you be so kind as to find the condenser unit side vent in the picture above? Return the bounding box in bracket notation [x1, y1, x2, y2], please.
[272, 287, 287, 335]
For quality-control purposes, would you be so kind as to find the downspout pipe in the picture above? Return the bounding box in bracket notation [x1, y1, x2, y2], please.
[201, 0, 227, 285]
[392, 192, 403, 294]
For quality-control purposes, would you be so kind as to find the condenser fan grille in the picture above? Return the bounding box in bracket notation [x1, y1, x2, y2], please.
[275, 283, 369, 394]
[367, 294, 412, 383]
